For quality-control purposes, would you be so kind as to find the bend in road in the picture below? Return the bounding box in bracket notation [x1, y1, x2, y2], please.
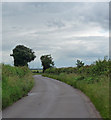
[3, 75, 101, 118]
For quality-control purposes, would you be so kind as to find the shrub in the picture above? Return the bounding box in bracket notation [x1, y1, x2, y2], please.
[2, 64, 34, 109]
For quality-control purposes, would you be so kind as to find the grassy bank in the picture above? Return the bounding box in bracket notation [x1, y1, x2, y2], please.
[2, 64, 34, 109]
[43, 58, 110, 118]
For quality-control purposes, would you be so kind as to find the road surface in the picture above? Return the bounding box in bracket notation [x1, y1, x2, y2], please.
[3, 75, 101, 118]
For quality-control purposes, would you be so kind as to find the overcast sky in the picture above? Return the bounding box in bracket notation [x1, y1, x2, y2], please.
[2, 2, 109, 68]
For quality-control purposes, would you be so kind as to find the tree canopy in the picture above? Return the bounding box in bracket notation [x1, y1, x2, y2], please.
[40, 54, 54, 72]
[76, 60, 84, 68]
[10, 45, 36, 66]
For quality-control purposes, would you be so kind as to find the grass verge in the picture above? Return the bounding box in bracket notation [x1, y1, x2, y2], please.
[43, 73, 109, 119]
[2, 64, 34, 109]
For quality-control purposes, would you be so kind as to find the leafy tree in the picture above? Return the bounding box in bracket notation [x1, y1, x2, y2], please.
[10, 45, 36, 66]
[76, 59, 84, 68]
[40, 54, 54, 72]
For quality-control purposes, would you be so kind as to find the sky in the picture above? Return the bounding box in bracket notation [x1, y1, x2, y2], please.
[2, 1, 109, 68]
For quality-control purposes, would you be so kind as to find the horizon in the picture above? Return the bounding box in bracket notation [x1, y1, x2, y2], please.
[1, 55, 109, 69]
[2, 2, 109, 68]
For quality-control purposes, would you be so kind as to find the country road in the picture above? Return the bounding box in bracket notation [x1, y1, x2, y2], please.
[3, 75, 101, 118]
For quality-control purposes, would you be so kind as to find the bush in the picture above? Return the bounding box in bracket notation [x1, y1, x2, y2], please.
[2, 64, 34, 109]
[45, 58, 109, 77]
[76, 60, 84, 68]
[43, 57, 110, 118]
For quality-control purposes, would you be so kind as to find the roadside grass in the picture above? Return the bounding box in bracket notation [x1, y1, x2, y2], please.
[43, 73, 109, 118]
[2, 64, 34, 109]
[43, 58, 110, 119]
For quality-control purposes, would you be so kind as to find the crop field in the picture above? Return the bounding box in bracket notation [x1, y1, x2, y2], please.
[31, 69, 43, 73]
[43, 58, 110, 119]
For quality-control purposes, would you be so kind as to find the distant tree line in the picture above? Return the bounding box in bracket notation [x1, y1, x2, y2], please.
[10, 45, 86, 73]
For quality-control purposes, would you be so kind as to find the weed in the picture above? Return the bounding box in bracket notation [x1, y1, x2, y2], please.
[2, 64, 34, 109]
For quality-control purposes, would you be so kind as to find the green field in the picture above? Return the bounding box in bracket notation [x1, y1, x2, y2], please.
[31, 69, 43, 73]
[2, 64, 34, 109]
[43, 58, 110, 119]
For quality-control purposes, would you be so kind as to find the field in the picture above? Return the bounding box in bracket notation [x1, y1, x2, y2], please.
[31, 69, 43, 74]
[2, 64, 34, 109]
[43, 58, 110, 119]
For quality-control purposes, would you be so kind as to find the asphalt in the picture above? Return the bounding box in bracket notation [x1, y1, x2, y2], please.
[3, 75, 101, 118]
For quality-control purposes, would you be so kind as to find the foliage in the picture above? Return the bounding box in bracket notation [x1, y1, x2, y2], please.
[76, 59, 84, 68]
[43, 73, 109, 119]
[31, 69, 43, 73]
[43, 58, 110, 119]
[40, 54, 54, 72]
[2, 64, 34, 109]
[10, 45, 36, 66]
[45, 58, 109, 76]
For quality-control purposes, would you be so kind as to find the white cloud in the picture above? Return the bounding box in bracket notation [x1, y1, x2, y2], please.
[2, 2, 109, 68]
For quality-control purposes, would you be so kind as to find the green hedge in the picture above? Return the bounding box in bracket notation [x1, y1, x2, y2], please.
[2, 64, 34, 109]
[43, 58, 110, 118]
[45, 58, 110, 76]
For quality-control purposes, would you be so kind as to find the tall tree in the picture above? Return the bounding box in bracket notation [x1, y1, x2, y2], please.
[10, 45, 36, 66]
[40, 54, 54, 72]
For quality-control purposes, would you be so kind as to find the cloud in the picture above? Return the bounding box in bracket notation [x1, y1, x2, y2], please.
[2, 2, 109, 68]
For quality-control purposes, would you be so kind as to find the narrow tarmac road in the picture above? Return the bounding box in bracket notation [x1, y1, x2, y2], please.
[3, 75, 101, 118]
